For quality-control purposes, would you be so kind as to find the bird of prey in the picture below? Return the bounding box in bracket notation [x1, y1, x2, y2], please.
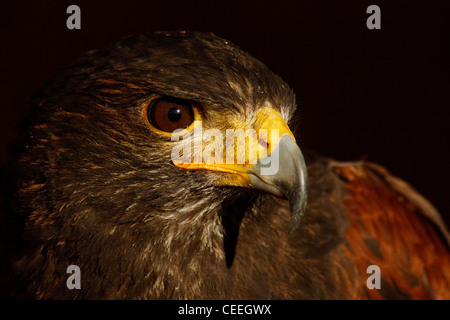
[0, 31, 449, 300]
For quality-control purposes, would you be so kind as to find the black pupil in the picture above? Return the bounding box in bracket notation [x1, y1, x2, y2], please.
[168, 108, 182, 122]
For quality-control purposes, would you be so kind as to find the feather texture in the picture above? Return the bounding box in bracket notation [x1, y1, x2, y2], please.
[0, 31, 448, 299]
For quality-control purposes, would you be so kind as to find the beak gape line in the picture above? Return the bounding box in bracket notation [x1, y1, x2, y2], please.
[171, 122, 281, 175]
[170, 121, 309, 233]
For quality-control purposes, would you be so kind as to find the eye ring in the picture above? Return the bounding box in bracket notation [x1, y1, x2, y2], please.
[143, 97, 196, 135]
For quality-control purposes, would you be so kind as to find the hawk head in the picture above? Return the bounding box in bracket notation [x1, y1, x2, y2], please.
[5, 31, 308, 299]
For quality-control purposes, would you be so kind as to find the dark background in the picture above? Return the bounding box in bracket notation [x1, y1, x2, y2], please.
[0, 1, 449, 224]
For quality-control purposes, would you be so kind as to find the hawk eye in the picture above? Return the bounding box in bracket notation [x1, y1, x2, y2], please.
[147, 98, 194, 132]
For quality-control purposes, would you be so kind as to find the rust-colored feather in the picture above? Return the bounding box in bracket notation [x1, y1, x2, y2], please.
[332, 162, 450, 299]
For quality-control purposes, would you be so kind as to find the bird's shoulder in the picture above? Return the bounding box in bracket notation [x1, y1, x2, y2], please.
[325, 158, 450, 299]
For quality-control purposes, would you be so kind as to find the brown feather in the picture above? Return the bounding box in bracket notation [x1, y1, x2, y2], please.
[1, 31, 449, 300]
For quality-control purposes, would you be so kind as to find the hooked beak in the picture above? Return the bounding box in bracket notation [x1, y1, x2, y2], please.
[172, 107, 308, 233]
[247, 133, 308, 233]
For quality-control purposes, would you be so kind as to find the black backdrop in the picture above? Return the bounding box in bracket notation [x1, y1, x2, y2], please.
[0, 1, 449, 224]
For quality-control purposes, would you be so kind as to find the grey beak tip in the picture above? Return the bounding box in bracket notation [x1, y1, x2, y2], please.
[289, 217, 302, 234]
[248, 134, 309, 235]
[289, 189, 308, 234]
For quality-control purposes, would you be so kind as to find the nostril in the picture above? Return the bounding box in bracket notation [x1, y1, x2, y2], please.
[259, 138, 268, 148]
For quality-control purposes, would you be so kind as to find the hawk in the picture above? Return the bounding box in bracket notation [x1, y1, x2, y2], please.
[0, 31, 449, 299]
